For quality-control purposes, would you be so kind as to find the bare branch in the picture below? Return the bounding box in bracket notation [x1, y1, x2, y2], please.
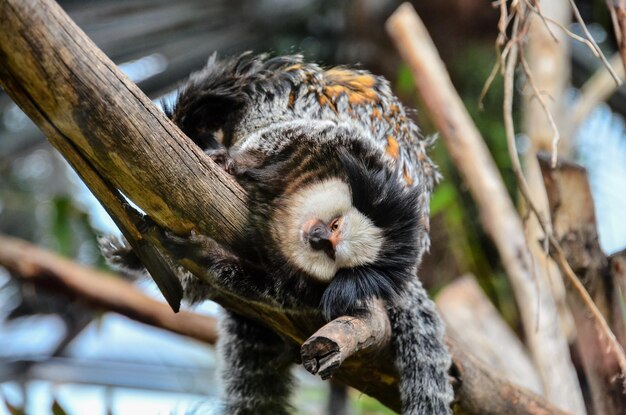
[0, 234, 218, 344]
[504, 4, 626, 400]
[539, 156, 626, 413]
[519, 55, 561, 167]
[608, 0, 626, 77]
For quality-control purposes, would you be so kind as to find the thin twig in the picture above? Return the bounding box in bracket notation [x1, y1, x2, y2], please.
[610, 0, 626, 77]
[479, 59, 501, 110]
[569, 0, 622, 84]
[569, 53, 624, 135]
[526, 2, 601, 55]
[607, 0, 622, 45]
[524, 0, 559, 42]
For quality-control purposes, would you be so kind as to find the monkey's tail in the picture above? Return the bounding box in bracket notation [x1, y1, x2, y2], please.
[387, 278, 454, 415]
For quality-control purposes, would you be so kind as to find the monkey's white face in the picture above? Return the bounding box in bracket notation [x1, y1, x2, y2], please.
[272, 178, 384, 281]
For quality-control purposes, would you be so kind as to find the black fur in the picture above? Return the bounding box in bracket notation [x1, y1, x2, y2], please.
[320, 149, 422, 319]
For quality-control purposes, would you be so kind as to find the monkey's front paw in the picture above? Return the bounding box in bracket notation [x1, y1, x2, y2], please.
[98, 235, 143, 274]
[300, 336, 343, 380]
[205, 148, 236, 174]
[159, 229, 221, 264]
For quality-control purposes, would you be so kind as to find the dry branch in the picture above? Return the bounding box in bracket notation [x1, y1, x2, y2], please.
[0, 234, 218, 344]
[447, 340, 570, 415]
[609, 250, 626, 348]
[519, 1, 576, 377]
[386, 4, 583, 412]
[502, 5, 626, 410]
[301, 300, 391, 380]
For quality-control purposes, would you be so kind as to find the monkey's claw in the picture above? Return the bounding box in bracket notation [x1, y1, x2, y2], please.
[300, 336, 343, 380]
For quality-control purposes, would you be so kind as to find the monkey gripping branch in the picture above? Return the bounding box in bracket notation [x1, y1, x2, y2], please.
[0, 0, 569, 413]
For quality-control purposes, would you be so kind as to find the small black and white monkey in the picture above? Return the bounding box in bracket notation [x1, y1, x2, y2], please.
[102, 53, 453, 414]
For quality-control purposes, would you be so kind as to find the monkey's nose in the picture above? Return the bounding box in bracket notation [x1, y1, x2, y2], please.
[308, 225, 329, 249]
[307, 225, 335, 259]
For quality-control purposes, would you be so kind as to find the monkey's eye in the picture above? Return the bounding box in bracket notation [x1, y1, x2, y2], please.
[330, 218, 341, 232]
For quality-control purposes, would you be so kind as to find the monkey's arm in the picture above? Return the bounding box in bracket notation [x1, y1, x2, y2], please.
[101, 223, 278, 305]
[388, 279, 454, 415]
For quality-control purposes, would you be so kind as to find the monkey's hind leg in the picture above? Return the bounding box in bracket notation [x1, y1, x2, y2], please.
[218, 311, 295, 415]
[387, 279, 453, 415]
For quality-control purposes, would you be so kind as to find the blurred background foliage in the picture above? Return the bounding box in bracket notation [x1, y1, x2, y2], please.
[1, 0, 625, 414]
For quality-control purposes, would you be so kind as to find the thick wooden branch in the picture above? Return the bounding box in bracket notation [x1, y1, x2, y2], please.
[386, 4, 582, 411]
[301, 300, 391, 380]
[0, 234, 218, 344]
[0, 234, 572, 415]
[609, 249, 626, 348]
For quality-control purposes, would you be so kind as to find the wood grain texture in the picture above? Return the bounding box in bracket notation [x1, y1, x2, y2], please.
[0, 0, 247, 244]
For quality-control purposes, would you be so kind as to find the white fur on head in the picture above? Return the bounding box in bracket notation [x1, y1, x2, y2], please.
[272, 178, 384, 282]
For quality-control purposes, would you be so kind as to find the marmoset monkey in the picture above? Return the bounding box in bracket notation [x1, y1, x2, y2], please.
[103, 53, 453, 415]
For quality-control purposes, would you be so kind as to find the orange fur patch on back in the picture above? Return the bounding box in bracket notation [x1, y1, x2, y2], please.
[320, 68, 380, 109]
[403, 165, 414, 186]
[288, 90, 296, 108]
[317, 94, 337, 113]
[386, 136, 399, 159]
[326, 69, 376, 87]
[370, 108, 381, 120]
[285, 64, 302, 71]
